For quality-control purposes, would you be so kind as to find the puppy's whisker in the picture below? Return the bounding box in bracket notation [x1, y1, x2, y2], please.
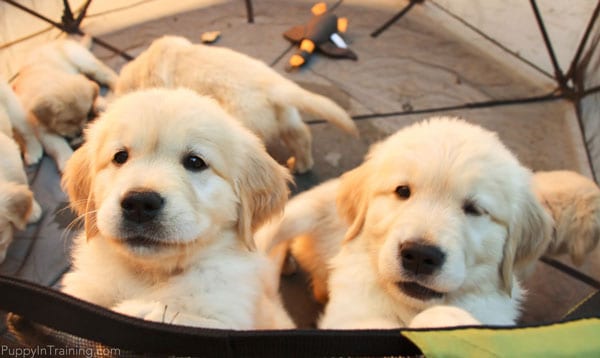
[55, 203, 78, 217]
[60, 209, 98, 245]
[169, 311, 180, 324]
[162, 304, 168, 323]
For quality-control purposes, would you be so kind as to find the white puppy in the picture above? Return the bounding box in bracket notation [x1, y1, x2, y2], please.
[12, 37, 118, 172]
[0, 82, 42, 263]
[258, 117, 553, 328]
[61, 88, 294, 329]
[115, 35, 358, 173]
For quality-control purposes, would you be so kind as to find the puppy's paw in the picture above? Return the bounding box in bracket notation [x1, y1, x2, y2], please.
[23, 141, 44, 166]
[55, 149, 74, 174]
[409, 305, 480, 329]
[287, 155, 313, 174]
[113, 300, 228, 328]
[112, 299, 163, 320]
[93, 96, 108, 114]
[105, 73, 119, 91]
[27, 200, 42, 224]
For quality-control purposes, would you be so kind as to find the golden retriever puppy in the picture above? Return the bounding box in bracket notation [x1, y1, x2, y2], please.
[258, 117, 553, 328]
[115, 35, 358, 173]
[533, 170, 600, 265]
[0, 80, 43, 165]
[0, 83, 42, 263]
[12, 37, 118, 172]
[60, 88, 294, 329]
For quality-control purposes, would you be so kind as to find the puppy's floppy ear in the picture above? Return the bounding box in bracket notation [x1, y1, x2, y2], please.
[61, 142, 98, 238]
[2, 183, 33, 230]
[337, 163, 371, 242]
[30, 95, 60, 129]
[500, 181, 552, 295]
[235, 144, 291, 251]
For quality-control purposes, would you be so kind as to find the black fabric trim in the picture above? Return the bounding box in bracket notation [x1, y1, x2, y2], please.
[1, 274, 599, 356]
[0, 275, 421, 357]
[540, 257, 600, 290]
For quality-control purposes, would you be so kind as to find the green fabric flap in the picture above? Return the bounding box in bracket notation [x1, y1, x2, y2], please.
[403, 318, 600, 358]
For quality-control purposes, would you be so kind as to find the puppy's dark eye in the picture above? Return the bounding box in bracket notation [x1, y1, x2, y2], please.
[395, 185, 411, 199]
[113, 150, 128, 165]
[183, 154, 207, 171]
[463, 200, 481, 216]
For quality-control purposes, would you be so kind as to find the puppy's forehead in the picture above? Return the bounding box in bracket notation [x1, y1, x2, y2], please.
[371, 118, 527, 195]
[90, 89, 239, 158]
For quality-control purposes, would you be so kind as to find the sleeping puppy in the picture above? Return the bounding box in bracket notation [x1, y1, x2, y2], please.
[115, 35, 358, 173]
[533, 170, 600, 265]
[12, 36, 118, 172]
[0, 83, 42, 263]
[0, 80, 43, 166]
[60, 88, 294, 329]
[257, 117, 553, 328]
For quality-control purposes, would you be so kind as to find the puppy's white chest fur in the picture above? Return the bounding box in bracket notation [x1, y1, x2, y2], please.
[63, 231, 269, 329]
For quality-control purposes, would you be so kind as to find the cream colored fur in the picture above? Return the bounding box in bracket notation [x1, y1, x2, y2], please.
[258, 117, 554, 328]
[533, 170, 600, 265]
[115, 35, 358, 173]
[61, 88, 294, 329]
[12, 36, 118, 172]
[0, 81, 42, 263]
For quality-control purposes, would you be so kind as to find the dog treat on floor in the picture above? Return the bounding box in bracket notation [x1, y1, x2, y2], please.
[60, 88, 294, 329]
[115, 35, 358, 173]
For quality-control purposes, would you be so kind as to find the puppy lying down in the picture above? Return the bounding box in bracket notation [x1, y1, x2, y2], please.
[115, 35, 358, 173]
[12, 37, 118, 172]
[0, 82, 42, 263]
[61, 88, 294, 329]
[258, 117, 560, 328]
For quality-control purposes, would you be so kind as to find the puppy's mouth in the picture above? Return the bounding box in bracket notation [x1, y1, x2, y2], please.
[397, 281, 444, 300]
[122, 236, 169, 248]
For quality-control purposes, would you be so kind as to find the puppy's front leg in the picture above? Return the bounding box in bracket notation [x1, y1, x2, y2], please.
[408, 305, 481, 329]
[37, 129, 73, 173]
[65, 42, 118, 90]
[5, 96, 43, 165]
[112, 299, 230, 329]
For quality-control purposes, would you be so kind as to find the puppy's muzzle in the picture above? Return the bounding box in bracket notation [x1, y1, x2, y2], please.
[399, 242, 445, 277]
[121, 190, 165, 223]
[397, 242, 446, 300]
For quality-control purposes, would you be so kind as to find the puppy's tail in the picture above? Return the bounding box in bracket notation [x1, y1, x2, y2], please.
[256, 180, 339, 253]
[255, 197, 320, 253]
[268, 82, 359, 137]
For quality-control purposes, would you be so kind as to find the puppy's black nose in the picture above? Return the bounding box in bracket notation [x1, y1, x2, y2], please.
[121, 191, 164, 223]
[400, 242, 445, 276]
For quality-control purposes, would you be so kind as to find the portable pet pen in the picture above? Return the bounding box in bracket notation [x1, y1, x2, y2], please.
[0, 0, 599, 356]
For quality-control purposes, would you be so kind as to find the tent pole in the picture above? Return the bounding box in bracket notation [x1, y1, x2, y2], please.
[244, 0, 254, 23]
[2, 0, 64, 30]
[371, 0, 423, 38]
[565, 1, 600, 82]
[530, 0, 569, 94]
